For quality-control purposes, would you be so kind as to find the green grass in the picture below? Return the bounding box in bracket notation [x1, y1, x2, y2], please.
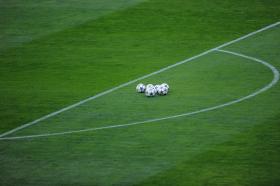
[6, 51, 273, 137]
[0, 0, 146, 50]
[136, 121, 280, 186]
[0, 0, 280, 185]
[1, 0, 280, 133]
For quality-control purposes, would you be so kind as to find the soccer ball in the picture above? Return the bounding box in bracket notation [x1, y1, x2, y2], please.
[145, 87, 156, 97]
[146, 84, 154, 90]
[136, 83, 146, 93]
[158, 85, 168, 95]
[161, 83, 169, 90]
[154, 84, 161, 94]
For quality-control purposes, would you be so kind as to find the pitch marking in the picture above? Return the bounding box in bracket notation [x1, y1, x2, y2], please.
[0, 49, 279, 140]
[0, 21, 279, 139]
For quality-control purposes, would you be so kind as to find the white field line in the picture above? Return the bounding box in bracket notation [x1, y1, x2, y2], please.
[0, 49, 279, 140]
[0, 21, 279, 139]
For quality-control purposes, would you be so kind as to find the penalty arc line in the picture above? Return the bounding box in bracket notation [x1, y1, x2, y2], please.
[0, 49, 279, 140]
[0, 21, 279, 139]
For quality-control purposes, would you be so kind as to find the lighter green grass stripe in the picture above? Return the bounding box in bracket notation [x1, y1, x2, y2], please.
[0, 49, 279, 140]
[0, 21, 279, 139]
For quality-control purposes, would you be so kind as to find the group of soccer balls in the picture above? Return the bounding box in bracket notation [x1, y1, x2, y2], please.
[136, 83, 169, 97]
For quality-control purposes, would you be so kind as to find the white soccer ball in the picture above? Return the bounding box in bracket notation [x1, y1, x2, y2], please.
[158, 85, 168, 95]
[145, 87, 156, 97]
[154, 84, 161, 94]
[161, 83, 169, 90]
[136, 83, 146, 93]
[146, 84, 154, 90]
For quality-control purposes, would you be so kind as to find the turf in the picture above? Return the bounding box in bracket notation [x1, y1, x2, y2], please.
[1, 0, 280, 133]
[0, 0, 146, 50]
[0, 0, 280, 185]
[6, 51, 273, 137]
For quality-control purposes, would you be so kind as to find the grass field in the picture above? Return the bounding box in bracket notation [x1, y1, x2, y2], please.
[1, 0, 280, 185]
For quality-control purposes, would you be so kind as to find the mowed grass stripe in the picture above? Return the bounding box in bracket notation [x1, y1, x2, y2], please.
[136, 120, 280, 186]
[0, 0, 147, 51]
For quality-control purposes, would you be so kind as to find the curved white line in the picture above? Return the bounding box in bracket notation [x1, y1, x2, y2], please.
[0, 21, 279, 139]
[0, 50, 278, 140]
